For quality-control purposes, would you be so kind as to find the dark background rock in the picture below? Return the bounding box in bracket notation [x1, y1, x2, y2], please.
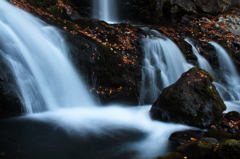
[61, 24, 142, 106]
[150, 68, 226, 128]
[121, 0, 240, 25]
[0, 56, 23, 116]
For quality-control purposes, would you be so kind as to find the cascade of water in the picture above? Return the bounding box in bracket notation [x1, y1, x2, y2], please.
[209, 41, 240, 101]
[183, 39, 239, 101]
[185, 38, 215, 76]
[0, 0, 94, 113]
[92, 0, 119, 23]
[140, 30, 193, 104]
[2, 1, 240, 159]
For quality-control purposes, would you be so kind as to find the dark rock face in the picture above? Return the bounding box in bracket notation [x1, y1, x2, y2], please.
[62, 24, 142, 105]
[123, 0, 240, 25]
[0, 57, 23, 116]
[24, 0, 240, 25]
[150, 67, 226, 128]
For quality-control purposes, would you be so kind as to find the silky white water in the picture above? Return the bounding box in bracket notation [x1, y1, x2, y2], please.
[140, 32, 240, 110]
[0, 0, 94, 113]
[181, 39, 240, 101]
[140, 30, 193, 104]
[184, 39, 235, 100]
[185, 38, 215, 76]
[92, 0, 119, 23]
[27, 105, 194, 158]
[209, 41, 240, 101]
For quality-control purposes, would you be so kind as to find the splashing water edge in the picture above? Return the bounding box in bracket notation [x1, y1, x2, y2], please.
[25, 105, 195, 159]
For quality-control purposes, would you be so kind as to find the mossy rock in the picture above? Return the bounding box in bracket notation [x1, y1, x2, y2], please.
[150, 67, 226, 128]
[206, 128, 232, 142]
[155, 152, 185, 159]
[231, 132, 240, 140]
[216, 139, 240, 159]
[225, 111, 240, 121]
[177, 140, 216, 159]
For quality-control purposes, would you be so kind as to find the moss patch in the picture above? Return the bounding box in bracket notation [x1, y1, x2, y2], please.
[156, 152, 185, 159]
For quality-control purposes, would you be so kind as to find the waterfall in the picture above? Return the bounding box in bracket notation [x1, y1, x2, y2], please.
[0, 0, 94, 113]
[140, 32, 240, 104]
[185, 38, 215, 76]
[92, 0, 119, 23]
[184, 38, 231, 99]
[183, 39, 240, 101]
[140, 29, 193, 104]
[0, 2, 196, 158]
[209, 42, 240, 101]
[2, 1, 240, 159]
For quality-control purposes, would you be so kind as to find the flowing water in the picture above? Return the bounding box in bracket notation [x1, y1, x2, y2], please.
[182, 38, 240, 112]
[140, 30, 193, 104]
[1, 1, 240, 159]
[92, 0, 119, 23]
[0, 0, 94, 113]
[140, 33, 240, 109]
[209, 41, 240, 101]
[184, 39, 235, 100]
[185, 38, 215, 76]
[183, 39, 240, 101]
[0, 1, 194, 159]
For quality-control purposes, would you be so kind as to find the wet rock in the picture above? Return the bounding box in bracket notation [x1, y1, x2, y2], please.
[150, 67, 226, 128]
[208, 111, 240, 134]
[177, 140, 216, 159]
[206, 128, 232, 142]
[62, 27, 141, 106]
[175, 134, 240, 159]
[156, 152, 185, 159]
[216, 139, 240, 159]
[0, 57, 22, 116]
[201, 137, 219, 145]
[67, 0, 91, 19]
[123, 0, 240, 25]
[169, 130, 205, 145]
[224, 111, 240, 121]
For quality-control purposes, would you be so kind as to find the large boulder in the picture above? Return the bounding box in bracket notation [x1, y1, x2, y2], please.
[150, 67, 226, 128]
